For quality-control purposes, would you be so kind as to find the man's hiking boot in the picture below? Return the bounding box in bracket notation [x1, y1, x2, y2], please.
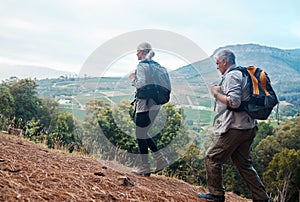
[131, 163, 151, 177]
[198, 192, 225, 202]
[154, 152, 169, 172]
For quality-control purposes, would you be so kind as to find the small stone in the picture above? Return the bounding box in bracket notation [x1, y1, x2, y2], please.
[117, 176, 134, 186]
[108, 194, 117, 201]
[94, 172, 105, 176]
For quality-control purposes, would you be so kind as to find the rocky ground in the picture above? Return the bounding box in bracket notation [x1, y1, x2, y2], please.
[0, 133, 250, 201]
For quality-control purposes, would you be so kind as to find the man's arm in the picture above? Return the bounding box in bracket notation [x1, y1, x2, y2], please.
[211, 71, 243, 108]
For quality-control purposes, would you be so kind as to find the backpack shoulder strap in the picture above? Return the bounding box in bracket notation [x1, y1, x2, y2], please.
[247, 66, 271, 96]
[246, 66, 260, 95]
[225, 66, 250, 112]
[139, 60, 159, 66]
[139, 60, 153, 83]
[227, 66, 248, 76]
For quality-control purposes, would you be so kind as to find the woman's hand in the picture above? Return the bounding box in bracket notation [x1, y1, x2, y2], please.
[129, 72, 136, 82]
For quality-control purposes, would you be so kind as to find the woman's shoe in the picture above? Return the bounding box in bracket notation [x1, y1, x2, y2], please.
[154, 152, 169, 172]
[132, 163, 151, 177]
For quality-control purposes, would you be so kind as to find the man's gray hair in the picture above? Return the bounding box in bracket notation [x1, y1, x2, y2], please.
[214, 49, 236, 65]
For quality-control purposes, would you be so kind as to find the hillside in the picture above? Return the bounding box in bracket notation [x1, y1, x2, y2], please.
[174, 43, 300, 80]
[173, 43, 300, 108]
[0, 64, 75, 81]
[0, 133, 250, 202]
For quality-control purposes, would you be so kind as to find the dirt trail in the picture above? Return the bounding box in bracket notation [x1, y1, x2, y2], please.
[0, 134, 250, 201]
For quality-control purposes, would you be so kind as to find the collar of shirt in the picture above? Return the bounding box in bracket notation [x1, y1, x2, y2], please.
[222, 64, 237, 79]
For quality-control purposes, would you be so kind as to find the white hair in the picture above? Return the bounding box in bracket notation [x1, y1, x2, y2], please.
[137, 42, 155, 61]
[214, 49, 236, 65]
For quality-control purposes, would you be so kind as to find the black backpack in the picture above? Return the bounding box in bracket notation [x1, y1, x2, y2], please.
[227, 66, 278, 120]
[135, 60, 171, 105]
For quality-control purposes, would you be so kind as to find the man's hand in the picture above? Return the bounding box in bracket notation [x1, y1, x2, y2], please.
[211, 85, 221, 96]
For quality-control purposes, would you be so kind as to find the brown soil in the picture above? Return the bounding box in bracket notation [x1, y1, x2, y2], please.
[0, 133, 250, 202]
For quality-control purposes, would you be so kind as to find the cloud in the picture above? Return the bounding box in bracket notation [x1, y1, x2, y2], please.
[291, 26, 300, 37]
[101, 50, 191, 77]
[0, 0, 299, 75]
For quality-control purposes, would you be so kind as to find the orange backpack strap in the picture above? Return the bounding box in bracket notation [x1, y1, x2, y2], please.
[247, 66, 271, 96]
[247, 66, 259, 95]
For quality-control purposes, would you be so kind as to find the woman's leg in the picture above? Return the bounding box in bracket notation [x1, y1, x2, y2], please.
[134, 110, 168, 174]
[132, 111, 153, 176]
[135, 111, 159, 156]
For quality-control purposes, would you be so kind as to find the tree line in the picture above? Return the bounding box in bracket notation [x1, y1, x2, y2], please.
[0, 78, 83, 152]
[1, 78, 299, 202]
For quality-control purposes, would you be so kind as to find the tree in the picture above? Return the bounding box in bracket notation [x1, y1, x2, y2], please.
[276, 118, 300, 150]
[39, 97, 59, 132]
[82, 99, 189, 167]
[0, 83, 15, 118]
[253, 117, 300, 201]
[164, 142, 206, 185]
[9, 78, 43, 126]
[96, 99, 138, 163]
[0, 83, 15, 130]
[254, 135, 282, 173]
[152, 103, 190, 159]
[81, 100, 110, 156]
[253, 122, 274, 149]
[263, 149, 300, 202]
[24, 119, 44, 143]
[253, 118, 300, 175]
[47, 112, 81, 152]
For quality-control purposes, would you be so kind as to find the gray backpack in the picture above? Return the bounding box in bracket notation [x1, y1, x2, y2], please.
[135, 60, 171, 105]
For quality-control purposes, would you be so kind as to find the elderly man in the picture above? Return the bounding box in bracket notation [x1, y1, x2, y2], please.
[198, 49, 270, 202]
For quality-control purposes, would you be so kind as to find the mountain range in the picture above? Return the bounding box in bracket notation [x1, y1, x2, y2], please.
[2, 43, 300, 82]
[2, 43, 300, 108]
[175, 43, 300, 79]
[172, 43, 300, 108]
[0, 64, 76, 81]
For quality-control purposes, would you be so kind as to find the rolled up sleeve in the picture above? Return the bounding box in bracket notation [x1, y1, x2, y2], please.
[222, 71, 243, 109]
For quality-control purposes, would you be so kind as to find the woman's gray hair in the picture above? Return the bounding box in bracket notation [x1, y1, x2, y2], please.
[137, 42, 155, 61]
[214, 49, 236, 65]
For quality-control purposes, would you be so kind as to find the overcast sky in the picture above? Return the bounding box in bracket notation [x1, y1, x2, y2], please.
[1, 0, 300, 76]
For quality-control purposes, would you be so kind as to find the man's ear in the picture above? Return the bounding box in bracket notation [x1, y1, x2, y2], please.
[222, 59, 226, 66]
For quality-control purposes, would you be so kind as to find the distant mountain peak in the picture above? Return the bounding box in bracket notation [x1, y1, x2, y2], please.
[0, 64, 76, 81]
[214, 43, 285, 54]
